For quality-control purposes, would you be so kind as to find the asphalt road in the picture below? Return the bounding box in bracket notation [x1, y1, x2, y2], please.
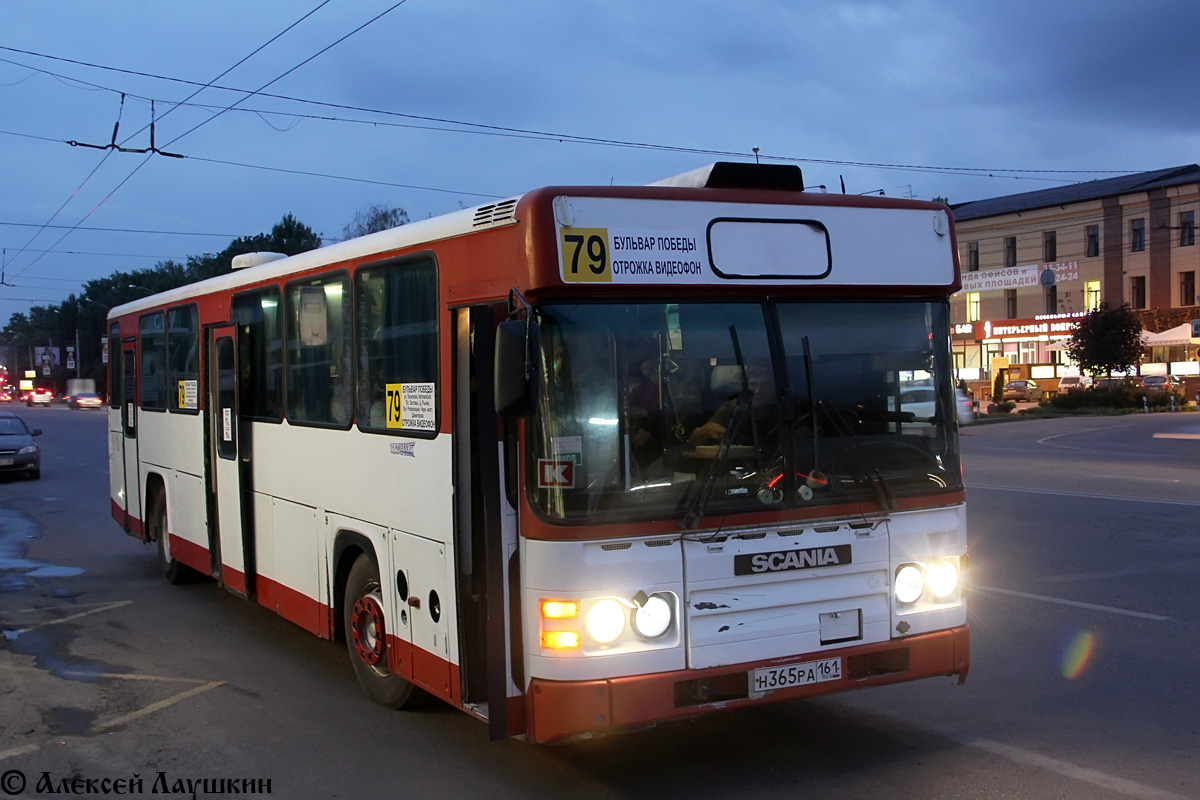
[2, 404, 1198, 799]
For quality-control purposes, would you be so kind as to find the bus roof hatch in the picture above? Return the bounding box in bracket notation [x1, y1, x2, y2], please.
[649, 161, 804, 192]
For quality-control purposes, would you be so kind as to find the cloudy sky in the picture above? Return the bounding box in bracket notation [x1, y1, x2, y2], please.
[2, 0, 1198, 324]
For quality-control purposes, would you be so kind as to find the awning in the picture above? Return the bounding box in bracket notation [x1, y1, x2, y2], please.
[1143, 323, 1197, 347]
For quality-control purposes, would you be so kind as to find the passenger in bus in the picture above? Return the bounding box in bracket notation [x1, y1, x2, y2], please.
[687, 363, 777, 446]
[626, 354, 664, 469]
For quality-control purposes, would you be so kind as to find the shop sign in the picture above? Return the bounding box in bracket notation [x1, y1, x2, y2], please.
[975, 316, 1080, 341]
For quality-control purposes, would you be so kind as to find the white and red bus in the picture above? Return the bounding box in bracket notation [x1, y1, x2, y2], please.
[107, 162, 969, 743]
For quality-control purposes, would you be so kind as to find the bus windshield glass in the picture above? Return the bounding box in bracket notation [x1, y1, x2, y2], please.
[530, 300, 961, 523]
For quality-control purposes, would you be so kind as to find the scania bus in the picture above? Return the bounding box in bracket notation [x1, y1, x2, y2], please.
[107, 162, 969, 743]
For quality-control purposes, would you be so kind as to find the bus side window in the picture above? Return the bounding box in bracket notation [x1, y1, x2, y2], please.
[354, 256, 438, 434]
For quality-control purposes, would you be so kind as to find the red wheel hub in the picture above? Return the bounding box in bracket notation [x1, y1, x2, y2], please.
[351, 595, 386, 666]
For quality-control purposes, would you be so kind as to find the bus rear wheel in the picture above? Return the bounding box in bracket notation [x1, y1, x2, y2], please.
[343, 554, 423, 709]
[151, 492, 193, 585]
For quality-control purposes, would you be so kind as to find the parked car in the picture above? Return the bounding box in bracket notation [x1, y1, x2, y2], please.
[0, 411, 42, 479]
[1057, 376, 1090, 393]
[1002, 379, 1043, 402]
[26, 387, 54, 406]
[68, 391, 104, 410]
[897, 386, 976, 427]
[1093, 377, 1135, 391]
[1138, 375, 1183, 393]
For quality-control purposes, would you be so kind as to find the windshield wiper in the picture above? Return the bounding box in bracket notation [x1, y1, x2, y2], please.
[679, 388, 751, 530]
[679, 325, 761, 530]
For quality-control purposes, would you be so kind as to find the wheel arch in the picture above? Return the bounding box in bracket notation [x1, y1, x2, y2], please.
[332, 530, 379, 643]
[143, 471, 168, 542]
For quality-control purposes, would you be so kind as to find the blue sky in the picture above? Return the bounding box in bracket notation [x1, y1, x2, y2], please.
[3, 0, 1198, 322]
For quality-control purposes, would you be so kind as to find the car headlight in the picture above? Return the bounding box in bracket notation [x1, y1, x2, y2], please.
[926, 560, 959, 599]
[585, 598, 627, 644]
[18, 445, 37, 455]
[632, 593, 673, 639]
[894, 564, 925, 605]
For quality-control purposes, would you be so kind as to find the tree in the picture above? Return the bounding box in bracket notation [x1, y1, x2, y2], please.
[932, 196, 950, 206]
[341, 203, 409, 240]
[1065, 302, 1144, 379]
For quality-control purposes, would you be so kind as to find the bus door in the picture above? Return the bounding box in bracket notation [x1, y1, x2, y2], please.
[453, 305, 516, 740]
[206, 331, 251, 598]
[119, 343, 143, 538]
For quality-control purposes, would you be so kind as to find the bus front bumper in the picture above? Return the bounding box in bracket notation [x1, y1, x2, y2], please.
[527, 625, 969, 744]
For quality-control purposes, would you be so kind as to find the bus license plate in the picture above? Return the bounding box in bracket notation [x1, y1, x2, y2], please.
[750, 657, 841, 696]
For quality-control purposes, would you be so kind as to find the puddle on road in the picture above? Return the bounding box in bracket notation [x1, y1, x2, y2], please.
[0, 506, 86, 594]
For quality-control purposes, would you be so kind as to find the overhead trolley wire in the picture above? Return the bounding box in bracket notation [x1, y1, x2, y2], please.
[2, 0, 339, 284]
[0, 44, 1143, 181]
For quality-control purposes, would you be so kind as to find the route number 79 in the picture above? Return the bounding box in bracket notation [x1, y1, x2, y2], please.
[560, 228, 611, 282]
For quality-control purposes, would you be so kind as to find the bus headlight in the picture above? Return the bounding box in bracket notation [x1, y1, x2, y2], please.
[926, 559, 959, 599]
[894, 564, 925, 605]
[632, 593, 673, 639]
[585, 598, 627, 644]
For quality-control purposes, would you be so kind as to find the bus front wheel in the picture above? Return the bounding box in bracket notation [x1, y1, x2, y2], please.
[343, 554, 423, 709]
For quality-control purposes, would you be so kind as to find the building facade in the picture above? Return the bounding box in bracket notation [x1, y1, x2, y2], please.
[949, 165, 1200, 396]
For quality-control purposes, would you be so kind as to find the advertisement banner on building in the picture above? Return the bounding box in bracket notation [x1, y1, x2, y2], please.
[960, 262, 1080, 294]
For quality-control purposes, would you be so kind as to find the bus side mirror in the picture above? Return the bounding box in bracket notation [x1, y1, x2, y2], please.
[495, 319, 539, 417]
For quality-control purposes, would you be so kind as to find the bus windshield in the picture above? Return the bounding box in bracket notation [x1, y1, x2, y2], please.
[530, 300, 962, 524]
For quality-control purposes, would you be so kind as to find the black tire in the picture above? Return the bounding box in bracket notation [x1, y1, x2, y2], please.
[344, 554, 424, 709]
[28, 468, 40, 480]
[150, 491, 192, 585]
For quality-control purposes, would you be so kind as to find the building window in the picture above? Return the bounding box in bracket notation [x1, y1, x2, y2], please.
[1045, 284, 1058, 315]
[1086, 225, 1100, 257]
[1085, 280, 1101, 311]
[1181, 271, 1196, 307]
[1005, 289, 1018, 319]
[1182, 211, 1196, 247]
[1131, 218, 1146, 252]
[1004, 237, 1017, 267]
[1130, 276, 1146, 309]
[1043, 231, 1057, 262]
[967, 292, 981, 322]
[968, 241, 979, 271]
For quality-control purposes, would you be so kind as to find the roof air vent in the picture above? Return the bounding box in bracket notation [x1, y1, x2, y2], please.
[231, 252, 288, 270]
[472, 198, 518, 228]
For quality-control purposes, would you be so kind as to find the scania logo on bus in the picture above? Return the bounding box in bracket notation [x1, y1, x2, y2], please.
[734, 544, 852, 576]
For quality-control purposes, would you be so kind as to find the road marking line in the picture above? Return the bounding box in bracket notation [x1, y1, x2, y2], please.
[3, 600, 132, 636]
[967, 484, 1200, 508]
[843, 707, 1194, 800]
[91, 680, 224, 733]
[975, 586, 1170, 621]
[946, 730, 1193, 800]
[14, 600, 135, 614]
[1035, 424, 1134, 448]
[0, 664, 213, 685]
[1153, 432, 1200, 440]
[0, 743, 39, 762]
